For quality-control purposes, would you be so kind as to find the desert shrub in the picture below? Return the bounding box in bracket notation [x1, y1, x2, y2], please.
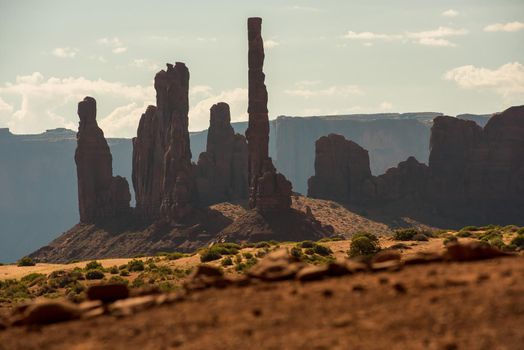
[443, 236, 458, 245]
[268, 240, 279, 246]
[109, 266, 119, 274]
[487, 237, 506, 250]
[109, 275, 129, 285]
[390, 243, 410, 250]
[167, 252, 186, 260]
[478, 230, 503, 243]
[0, 279, 31, 301]
[200, 249, 222, 262]
[517, 228, 524, 235]
[17, 257, 35, 267]
[503, 225, 519, 232]
[243, 252, 253, 259]
[85, 260, 103, 271]
[255, 250, 267, 258]
[119, 269, 130, 277]
[393, 229, 418, 241]
[132, 278, 145, 288]
[461, 226, 479, 232]
[412, 233, 429, 242]
[235, 257, 258, 272]
[21, 273, 46, 286]
[221, 256, 233, 266]
[352, 232, 379, 243]
[457, 231, 472, 238]
[304, 248, 315, 255]
[312, 243, 332, 256]
[255, 241, 270, 248]
[480, 224, 501, 231]
[299, 240, 315, 248]
[290, 246, 303, 260]
[85, 269, 105, 280]
[47, 270, 84, 288]
[348, 236, 380, 257]
[127, 259, 145, 272]
[241, 242, 255, 248]
[510, 235, 524, 248]
[234, 254, 243, 264]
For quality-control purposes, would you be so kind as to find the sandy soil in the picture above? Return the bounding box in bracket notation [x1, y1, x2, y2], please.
[0, 256, 522, 350]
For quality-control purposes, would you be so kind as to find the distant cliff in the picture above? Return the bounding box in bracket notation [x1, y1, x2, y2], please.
[0, 112, 491, 261]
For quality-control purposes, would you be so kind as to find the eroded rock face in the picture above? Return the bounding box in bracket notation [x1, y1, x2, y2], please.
[307, 105, 524, 224]
[308, 134, 373, 203]
[195, 102, 248, 205]
[133, 63, 195, 222]
[247, 17, 292, 212]
[75, 97, 131, 223]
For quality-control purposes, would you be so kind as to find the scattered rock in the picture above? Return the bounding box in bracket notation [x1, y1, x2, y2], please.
[247, 248, 303, 281]
[403, 252, 443, 265]
[371, 260, 402, 272]
[186, 264, 228, 290]
[372, 249, 401, 263]
[16, 301, 81, 326]
[109, 295, 158, 317]
[445, 242, 513, 261]
[87, 284, 130, 303]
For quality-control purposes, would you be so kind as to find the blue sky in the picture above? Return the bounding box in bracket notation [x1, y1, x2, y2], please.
[0, 0, 523, 136]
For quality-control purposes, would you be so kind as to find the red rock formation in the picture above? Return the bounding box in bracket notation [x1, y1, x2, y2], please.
[133, 63, 195, 222]
[246, 17, 292, 211]
[308, 134, 373, 203]
[195, 102, 248, 205]
[75, 97, 131, 223]
[308, 105, 524, 225]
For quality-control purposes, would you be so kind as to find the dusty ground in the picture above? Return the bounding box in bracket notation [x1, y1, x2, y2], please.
[0, 256, 522, 350]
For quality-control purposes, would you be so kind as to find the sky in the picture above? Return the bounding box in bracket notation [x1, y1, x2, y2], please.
[0, 0, 523, 137]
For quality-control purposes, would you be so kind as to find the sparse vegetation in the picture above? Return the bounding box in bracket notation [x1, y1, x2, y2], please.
[85, 269, 105, 280]
[221, 256, 233, 266]
[443, 236, 458, 245]
[510, 234, 524, 249]
[17, 256, 36, 267]
[127, 259, 145, 272]
[85, 260, 103, 271]
[348, 232, 380, 257]
[393, 229, 418, 241]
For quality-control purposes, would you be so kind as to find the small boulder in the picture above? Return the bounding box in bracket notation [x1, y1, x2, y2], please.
[18, 301, 81, 325]
[87, 283, 130, 303]
[248, 248, 303, 281]
[372, 250, 401, 263]
[403, 252, 443, 265]
[186, 264, 227, 290]
[445, 242, 513, 261]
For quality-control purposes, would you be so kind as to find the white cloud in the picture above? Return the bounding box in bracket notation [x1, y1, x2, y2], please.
[196, 37, 217, 43]
[290, 6, 323, 12]
[52, 47, 78, 58]
[98, 102, 150, 138]
[0, 72, 154, 136]
[189, 88, 247, 131]
[97, 37, 123, 47]
[442, 9, 459, 17]
[190, 85, 213, 97]
[89, 55, 107, 63]
[443, 62, 524, 102]
[343, 31, 402, 40]
[0, 97, 13, 113]
[284, 84, 363, 98]
[343, 26, 467, 47]
[379, 101, 394, 111]
[112, 47, 127, 54]
[130, 58, 159, 71]
[484, 21, 524, 32]
[264, 39, 280, 49]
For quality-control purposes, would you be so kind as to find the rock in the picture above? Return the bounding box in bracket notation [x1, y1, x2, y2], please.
[75, 97, 131, 223]
[372, 249, 401, 263]
[445, 242, 513, 261]
[109, 295, 158, 317]
[308, 134, 373, 203]
[195, 102, 248, 205]
[296, 261, 351, 282]
[246, 17, 292, 212]
[371, 260, 402, 272]
[17, 301, 81, 325]
[403, 252, 443, 265]
[133, 63, 195, 222]
[186, 264, 228, 290]
[87, 283, 130, 303]
[247, 248, 303, 281]
[345, 260, 369, 273]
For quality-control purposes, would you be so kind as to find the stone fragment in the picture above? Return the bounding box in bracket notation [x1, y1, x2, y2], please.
[18, 301, 81, 325]
[87, 283, 130, 303]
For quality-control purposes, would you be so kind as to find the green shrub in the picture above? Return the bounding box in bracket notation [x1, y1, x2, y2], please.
[352, 232, 379, 243]
[109, 266, 119, 274]
[166, 252, 186, 260]
[517, 228, 524, 235]
[412, 233, 429, 242]
[85, 269, 105, 280]
[478, 230, 503, 243]
[290, 246, 303, 260]
[234, 254, 242, 264]
[304, 248, 315, 255]
[510, 235, 524, 248]
[443, 236, 458, 245]
[109, 275, 129, 285]
[243, 252, 253, 259]
[456, 231, 472, 238]
[21, 273, 46, 287]
[17, 257, 35, 267]
[312, 243, 333, 256]
[254, 242, 270, 248]
[200, 249, 222, 262]
[299, 240, 315, 248]
[241, 242, 255, 248]
[461, 226, 479, 232]
[487, 237, 506, 250]
[393, 229, 418, 241]
[221, 256, 233, 266]
[127, 259, 145, 272]
[85, 260, 103, 271]
[119, 269, 130, 277]
[348, 236, 380, 257]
